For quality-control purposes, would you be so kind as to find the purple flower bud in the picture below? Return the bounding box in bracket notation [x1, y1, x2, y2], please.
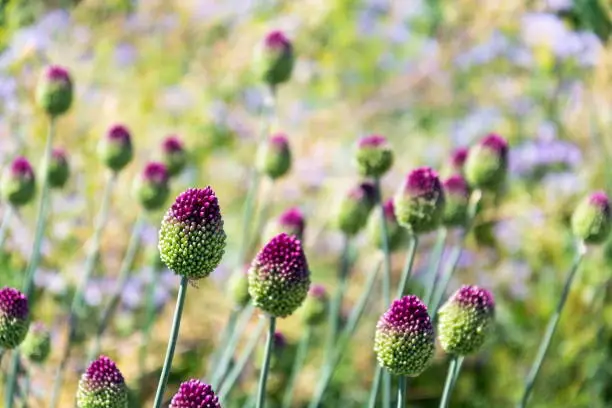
[77, 355, 128, 408]
[438, 285, 495, 355]
[169, 379, 221, 408]
[36, 65, 73, 117]
[162, 135, 188, 177]
[97, 124, 134, 172]
[442, 175, 471, 227]
[0, 287, 30, 349]
[374, 295, 435, 376]
[465, 133, 508, 190]
[272, 207, 305, 240]
[159, 188, 227, 281]
[254, 30, 295, 86]
[228, 269, 250, 309]
[133, 162, 170, 211]
[1, 157, 36, 207]
[336, 181, 377, 235]
[21, 321, 51, 363]
[299, 284, 328, 326]
[571, 191, 611, 244]
[48, 148, 70, 189]
[450, 147, 469, 171]
[257, 133, 292, 180]
[356, 134, 394, 177]
[248, 233, 310, 317]
[394, 167, 445, 234]
[368, 199, 408, 251]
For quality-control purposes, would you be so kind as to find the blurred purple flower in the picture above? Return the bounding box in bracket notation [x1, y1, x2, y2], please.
[121, 277, 144, 310]
[34, 269, 67, 296]
[509, 133, 581, 178]
[114, 43, 138, 67]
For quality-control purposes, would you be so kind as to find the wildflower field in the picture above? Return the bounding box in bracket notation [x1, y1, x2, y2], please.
[1, 1, 612, 407]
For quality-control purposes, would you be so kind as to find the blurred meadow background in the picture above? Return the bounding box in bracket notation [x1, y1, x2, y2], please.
[1, 0, 612, 407]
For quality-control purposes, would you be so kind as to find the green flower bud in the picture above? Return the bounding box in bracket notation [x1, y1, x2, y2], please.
[133, 162, 170, 211]
[36, 65, 73, 117]
[228, 270, 250, 309]
[21, 322, 51, 363]
[336, 182, 377, 236]
[355, 134, 393, 178]
[571, 191, 611, 245]
[48, 148, 70, 189]
[442, 175, 470, 227]
[98, 125, 133, 172]
[1, 157, 36, 207]
[254, 30, 294, 87]
[464, 134, 508, 191]
[257, 133, 291, 180]
[161, 136, 188, 178]
[0, 287, 30, 350]
[299, 284, 328, 326]
[394, 167, 445, 234]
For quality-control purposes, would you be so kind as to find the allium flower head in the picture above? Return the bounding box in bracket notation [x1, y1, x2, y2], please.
[257, 133, 292, 180]
[159, 187, 226, 281]
[368, 199, 408, 252]
[0, 287, 30, 349]
[374, 295, 435, 376]
[133, 162, 170, 211]
[571, 191, 611, 245]
[465, 133, 508, 190]
[228, 269, 250, 309]
[299, 284, 328, 326]
[270, 207, 305, 240]
[438, 285, 495, 356]
[36, 65, 73, 117]
[394, 167, 445, 234]
[255, 30, 294, 86]
[21, 322, 51, 363]
[48, 148, 70, 189]
[77, 355, 128, 408]
[1, 157, 36, 207]
[336, 181, 377, 235]
[98, 124, 133, 172]
[355, 134, 394, 178]
[445, 147, 469, 175]
[162, 135, 188, 177]
[170, 379, 221, 408]
[248, 233, 310, 317]
[442, 175, 471, 227]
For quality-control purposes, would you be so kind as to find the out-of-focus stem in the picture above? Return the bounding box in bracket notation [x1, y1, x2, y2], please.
[255, 316, 276, 408]
[282, 327, 312, 408]
[397, 376, 407, 408]
[325, 235, 351, 363]
[423, 227, 448, 307]
[0, 206, 14, 249]
[396, 235, 418, 299]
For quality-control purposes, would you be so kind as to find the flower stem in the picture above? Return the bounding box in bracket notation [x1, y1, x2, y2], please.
[0, 205, 14, 249]
[439, 356, 458, 408]
[282, 326, 312, 408]
[518, 242, 586, 408]
[396, 235, 418, 299]
[89, 214, 144, 360]
[367, 364, 383, 408]
[256, 316, 277, 408]
[217, 318, 266, 401]
[6, 116, 55, 408]
[397, 376, 407, 408]
[209, 308, 240, 376]
[325, 235, 351, 360]
[423, 227, 448, 307]
[152, 276, 189, 408]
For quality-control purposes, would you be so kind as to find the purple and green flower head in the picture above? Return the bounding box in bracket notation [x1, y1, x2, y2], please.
[448, 147, 468, 175]
[169, 379, 221, 408]
[76, 355, 128, 408]
[368, 198, 407, 252]
[464, 133, 508, 191]
[21, 322, 51, 363]
[0, 287, 30, 349]
[162, 135, 188, 178]
[228, 268, 250, 309]
[134, 162, 170, 211]
[98, 124, 134, 172]
[438, 285, 495, 356]
[442, 174, 471, 227]
[1, 157, 36, 207]
[336, 181, 377, 235]
[270, 207, 305, 240]
[355, 134, 394, 178]
[248, 233, 310, 318]
[374, 295, 435, 376]
[257, 133, 292, 180]
[571, 191, 611, 245]
[48, 148, 70, 189]
[159, 187, 226, 281]
[255, 30, 294, 86]
[394, 167, 445, 234]
[299, 284, 328, 326]
[36, 65, 73, 117]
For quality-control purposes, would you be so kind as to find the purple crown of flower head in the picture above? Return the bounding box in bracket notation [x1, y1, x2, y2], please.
[453, 285, 495, 311]
[589, 191, 610, 211]
[265, 30, 291, 49]
[45, 65, 71, 82]
[382, 199, 396, 221]
[170, 379, 221, 408]
[358, 134, 388, 148]
[480, 133, 508, 158]
[278, 207, 305, 232]
[52, 148, 67, 162]
[378, 295, 431, 334]
[443, 174, 470, 197]
[269, 133, 289, 148]
[143, 162, 169, 184]
[170, 187, 221, 224]
[106, 124, 131, 143]
[309, 284, 327, 299]
[163, 136, 184, 153]
[349, 181, 377, 203]
[82, 355, 125, 390]
[10, 157, 34, 178]
[255, 233, 307, 280]
[450, 147, 468, 168]
[0, 287, 29, 320]
[274, 332, 286, 348]
[403, 167, 442, 199]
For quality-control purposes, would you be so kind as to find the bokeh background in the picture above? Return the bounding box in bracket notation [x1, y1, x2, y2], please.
[1, 0, 612, 407]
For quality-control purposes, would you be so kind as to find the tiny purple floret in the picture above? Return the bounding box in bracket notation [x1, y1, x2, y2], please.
[0, 287, 29, 320]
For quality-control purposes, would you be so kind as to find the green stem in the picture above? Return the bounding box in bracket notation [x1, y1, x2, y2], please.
[0, 206, 14, 249]
[6, 116, 56, 408]
[439, 356, 458, 408]
[209, 308, 240, 376]
[256, 316, 277, 408]
[396, 235, 418, 298]
[325, 235, 351, 360]
[282, 327, 312, 408]
[152, 276, 189, 408]
[217, 318, 266, 401]
[367, 364, 383, 408]
[89, 215, 144, 360]
[423, 227, 448, 307]
[309, 259, 383, 408]
[397, 376, 407, 408]
[518, 242, 586, 408]
[48, 171, 117, 408]
[211, 304, 256, 388]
